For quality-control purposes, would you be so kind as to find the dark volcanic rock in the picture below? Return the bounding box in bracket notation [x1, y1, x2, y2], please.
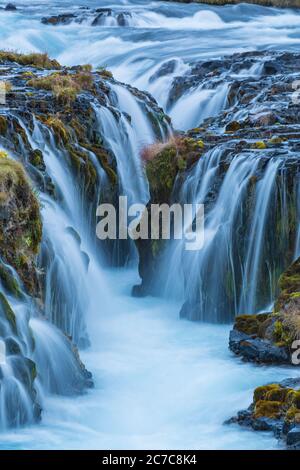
[41, 8, 132, 27]
[229, 330, 290, 363]
[5, 3, 16, 11]
[287, 426, 300, 447]
[41, 13, 76, 25]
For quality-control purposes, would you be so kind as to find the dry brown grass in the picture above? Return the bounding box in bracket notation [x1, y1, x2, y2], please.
[0, 51, 61, 69]
[140, 136, 183, 163]
[28, 67, 95, 105]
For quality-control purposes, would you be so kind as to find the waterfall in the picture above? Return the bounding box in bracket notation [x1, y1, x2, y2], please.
[161, 146, 300, 322]
[93, 81, 171, 265]
[0, 62, 172, 429]
[169, 83, 229, 131]
[95, 82, 170, 206]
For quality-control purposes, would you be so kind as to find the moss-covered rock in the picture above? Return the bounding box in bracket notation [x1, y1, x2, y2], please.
[0, 156, 42, 296]
[275, 257, 300, 312]
[230, 256, 300, 362]
[228, 378, 300, 448]
[0, 51, 60, 70]
[0, 292, 17, 333]
[144, 136, 205, 204]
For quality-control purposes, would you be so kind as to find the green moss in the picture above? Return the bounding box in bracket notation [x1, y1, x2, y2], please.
[0, 157, 42, 294]
[235, 314, 259, 335]
[247, 381, 300, 426]
[0, 292, 17, 333]
[0, 263, 22, 298]
[86, 144, 117, 186]
[66, 144, 98, 190]
[0, 116, 8, 135]
[234, 313, 271, 336]
[252, 141, 266, 150]
[274, 257, 300, 312]
[145, 137, 204, 204]
[44, 116, 70, 144]
[265, 387, 290, 402]
[29, 149, 44, 168]
[254, 384, 280, 403]
[268, 136, 283, 146]
[254, 400, 282, 419]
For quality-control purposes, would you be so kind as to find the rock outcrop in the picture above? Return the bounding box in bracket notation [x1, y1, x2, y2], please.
[229, 256, 300, 364]
[41, 8, 133, 27]
[0, 155, 42, 296]
[227, 378, 300, 449]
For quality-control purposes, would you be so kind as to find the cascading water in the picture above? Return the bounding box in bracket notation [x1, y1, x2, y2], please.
[0, 0, 299, 451]
[92, 80, 170, 264]
[162, 145, 300, 322]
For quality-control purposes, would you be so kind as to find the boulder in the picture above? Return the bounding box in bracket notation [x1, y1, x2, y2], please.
[5, 3, 16, 11]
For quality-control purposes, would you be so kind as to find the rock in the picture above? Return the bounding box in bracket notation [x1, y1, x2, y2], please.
[117, 12, 132, 26]
[274, 257, 300, 312]
[41, 13, 76, 26]
[287, 426, 300, 446]
[227, 381, 300, 448]
[262, 60, 281, 76]
[229, 256, 300, 365]
[230, 334, 290, 364]
[149, 60, 178, 83]
[91, 9, 112, 26]
[252, 417, 277, 431]
[0, 156, 42, 296]
[225, 120, 241, 132]
[5, 3, 16, 11]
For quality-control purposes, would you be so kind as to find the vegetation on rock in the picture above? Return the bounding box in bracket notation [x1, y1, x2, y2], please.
[28, 66, 96, 106]
[143, 136, 205, 203]
[230, 256, 300, 362]
[0, 51, 60, 69]
[0, 156, 42, 296]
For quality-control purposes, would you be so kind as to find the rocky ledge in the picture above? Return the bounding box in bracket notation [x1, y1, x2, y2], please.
[229, 256, 300, 365]
[41, 8, 132, 27]
[227, 378, 300, 448]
